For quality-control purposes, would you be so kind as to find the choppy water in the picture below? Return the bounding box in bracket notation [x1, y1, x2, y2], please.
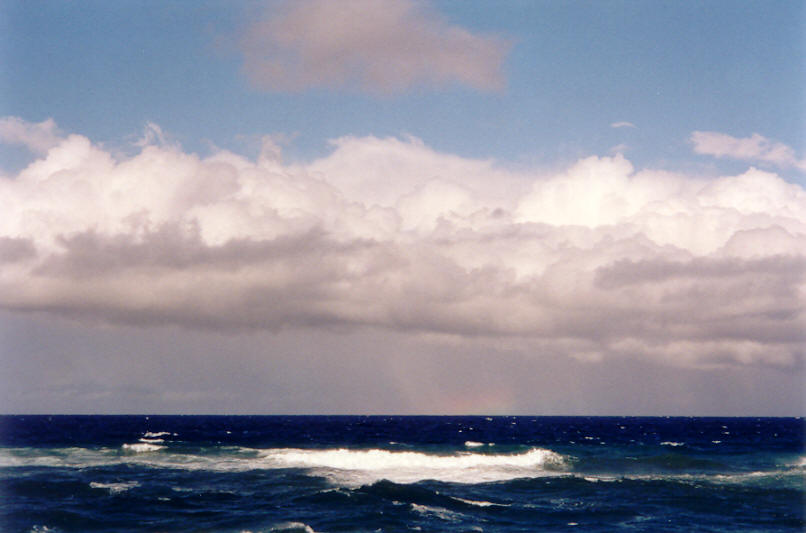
[1, 416, 803, 532]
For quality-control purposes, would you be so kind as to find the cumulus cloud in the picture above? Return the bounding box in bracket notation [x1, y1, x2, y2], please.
[238, 0, 509, 93]
[691, 131, 806, 171]
[1, 117, 805, 368]
[0, 116, 62, 154]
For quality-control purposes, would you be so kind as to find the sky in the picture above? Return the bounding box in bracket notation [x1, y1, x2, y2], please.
[0, 0, 804, 415]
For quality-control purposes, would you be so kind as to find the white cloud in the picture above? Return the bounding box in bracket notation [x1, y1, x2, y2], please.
[133, 122, 170, 148]
[0, 117, 62, 154]
[690, 131, 806, 171]
[1, 117, 805, 369]
[238, 0, 510, 93]
[608, 143, 630, 155]
[610, 121, 636, 129]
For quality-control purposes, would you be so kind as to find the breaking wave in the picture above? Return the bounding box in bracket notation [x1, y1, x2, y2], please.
[0, 444, 568, 485]
[257, 446, 568, 485]
[2, 445, 803, 489]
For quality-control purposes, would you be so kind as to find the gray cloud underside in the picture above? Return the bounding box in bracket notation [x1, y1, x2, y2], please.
[9, 225, 803, 358]
[238, 0, 509, 93]
[1, 119, 805, 368]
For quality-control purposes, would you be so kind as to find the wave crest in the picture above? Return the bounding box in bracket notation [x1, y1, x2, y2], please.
[258, 447, 568, 485]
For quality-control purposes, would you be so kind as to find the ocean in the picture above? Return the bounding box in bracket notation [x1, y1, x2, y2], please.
[0, 415, 803, 532]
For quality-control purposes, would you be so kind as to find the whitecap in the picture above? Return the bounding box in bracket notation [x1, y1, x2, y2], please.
[780, 456, 806, 469]
[256, 446, 569, 485]
[4, 444, 572, 484]
[410, 503, 463, 522]
[268, 522, 317, 533]
[1, 446, 120, 468]
[660, 441, 684, 446]
[89, 481, 139, 494]
[143, 431, 170, 438]
[122, 443, 164, 453]
[582, 475, 620, 483]
[451, 496, 509, 508]
[464, 441, 484, 448]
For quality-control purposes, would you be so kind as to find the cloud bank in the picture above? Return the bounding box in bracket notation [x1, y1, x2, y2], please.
[1, 118, 804, 368]
[238, 0, 509, 93]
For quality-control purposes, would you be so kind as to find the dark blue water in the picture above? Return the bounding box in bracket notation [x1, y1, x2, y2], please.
[1, 416, 803, 532]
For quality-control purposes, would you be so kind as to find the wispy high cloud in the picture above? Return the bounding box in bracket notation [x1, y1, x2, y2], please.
[610, 121, 636, 129]
[238, 0, 510, 94]
[691, 131, 806, 171]
[1, 117, 805, 369]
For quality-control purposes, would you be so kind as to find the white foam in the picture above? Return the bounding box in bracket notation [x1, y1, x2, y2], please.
[257, 447, 568, 485]
[0, 446, 122, 468]
[143, 431, 171, 438]
[710, 471, 781, 484]
[581, 473, 623, 483]
[3, 444, 569, 484]
[410, 503, 464, 522]
[464, 441, 484, 448]
[122, 442, 164, 453]
[660, 441, 684, 447]
[0, 452, 24, 467]
[2, 445, 255, 471]
[267, 522, 317, 533]
[89, 480, 139, 494]
[451, 496, 509, 508]
[138, 438, 164, 444]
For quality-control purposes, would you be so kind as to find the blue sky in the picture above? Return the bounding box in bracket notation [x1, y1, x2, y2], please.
[3, 0, 803, 174]
[1, 0, 804, 415]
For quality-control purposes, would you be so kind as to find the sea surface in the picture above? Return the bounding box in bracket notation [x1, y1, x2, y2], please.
[0, 416, 803, 532]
